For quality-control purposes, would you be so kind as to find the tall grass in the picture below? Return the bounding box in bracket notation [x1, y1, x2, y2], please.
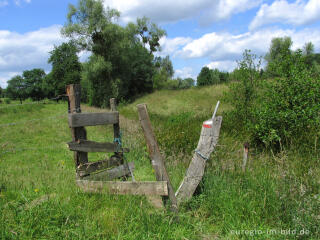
[0, 85, 319, 239]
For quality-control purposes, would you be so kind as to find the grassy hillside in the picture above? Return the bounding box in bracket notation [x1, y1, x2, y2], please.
[0, 84, 319, 239]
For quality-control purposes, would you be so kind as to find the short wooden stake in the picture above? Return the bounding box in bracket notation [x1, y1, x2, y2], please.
[242, 142, 249, 172]
[137, 104, 178, 212]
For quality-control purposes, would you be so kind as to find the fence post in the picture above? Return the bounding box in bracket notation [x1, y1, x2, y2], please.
[137, 104, 178, 212]
[242, 142, 249, 172]
[175, 116, 222, 205]
[66, 84, 88, 171]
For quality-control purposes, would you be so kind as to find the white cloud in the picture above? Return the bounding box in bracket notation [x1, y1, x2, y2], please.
[158, 36, 192, 57]
[175, 67, 196, 79]
[249, 0, 320, 30]
[207, 60, 237, 72]
[103, 0, 261, 24]
[176, 28, 320, 62]
[14, 0, 31, 6]
[159, 27, 320, 76]
[0, 1, 8, 7]
[0, 25, 64, 87]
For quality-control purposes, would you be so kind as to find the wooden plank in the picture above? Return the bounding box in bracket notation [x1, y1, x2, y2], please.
[175, 116, 222, 205]
[137, 104, 178, 212]
[66, 84, 88, 168]
[77, 158, 120, 177]
[76, 180, 168, 196]
[67, 140, 129, 153]
[68, 112, 119, 127]
[81, 162, 135, 181]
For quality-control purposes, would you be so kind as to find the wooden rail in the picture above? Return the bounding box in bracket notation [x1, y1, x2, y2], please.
[76, 180, 168, 196]
[67, 140, 129, 153]
[68, 112, 119, 127]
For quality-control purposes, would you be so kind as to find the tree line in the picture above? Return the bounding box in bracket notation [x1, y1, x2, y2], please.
[2, 0, 196, 107]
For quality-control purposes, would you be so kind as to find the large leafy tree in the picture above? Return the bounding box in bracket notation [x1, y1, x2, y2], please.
[47, 41, 81, 97]
[265, 37, 292, 76]
[6, 75, 26, 103]
[197, 67, 213, 86]
[23, 68, 46, 101]
[62, 0, 165, 106]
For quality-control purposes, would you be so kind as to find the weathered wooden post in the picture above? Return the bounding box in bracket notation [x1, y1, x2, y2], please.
[66, 84, 88, 171]
[109, 98, 123, 165]
[137, 104, 178, 212]
[242, 142, 249, 172]
[175, 102, 222, 205]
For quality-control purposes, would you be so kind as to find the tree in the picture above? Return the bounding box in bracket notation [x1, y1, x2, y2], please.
[179, 78, 195, 89]
[6, 75, 26, 103]
[228, 49, 261, 124]
[136, 17, 166, 54]
[197, 67, 213, 86]
[23, 68, 46, 101]
[302, 42, 317, 70]
[265, 36, 292, 76]
[47, 41, 82, 96]
[153, 56, 174, 89]
[62, 0, 165, 106]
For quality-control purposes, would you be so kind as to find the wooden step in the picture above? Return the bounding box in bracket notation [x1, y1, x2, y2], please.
[68, 140, 129, 153]
[80, 162, 135, 181]
[76, 180, 168, 196]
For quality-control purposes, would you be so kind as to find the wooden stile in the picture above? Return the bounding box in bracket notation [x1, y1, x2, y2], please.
[137, 104, 178, 212]
[175, 116, 222, 205]
[76, 180, 168, 196]
[66, 85, 182, 210]
[68, 112, 119, 127]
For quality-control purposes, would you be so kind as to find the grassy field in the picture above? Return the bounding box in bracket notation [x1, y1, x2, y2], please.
[0, 84, 319, 239]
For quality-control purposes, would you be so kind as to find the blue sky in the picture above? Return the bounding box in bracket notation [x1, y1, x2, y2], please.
[1, 0, 320, 87]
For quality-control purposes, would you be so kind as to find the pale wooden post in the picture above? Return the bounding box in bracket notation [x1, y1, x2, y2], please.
[137, 104, 178, 212]
[175, 116, 222, 205]
[242, 142, 249, 172]
[66, 84, 88, 171]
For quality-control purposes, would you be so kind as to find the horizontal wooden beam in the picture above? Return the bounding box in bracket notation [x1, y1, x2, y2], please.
[76, 180, 168, 196]
[68, 140, 129, 153]
[81, 162, 134, 181]
[77, 158, 121, 177]
[68, 112, 119, 127]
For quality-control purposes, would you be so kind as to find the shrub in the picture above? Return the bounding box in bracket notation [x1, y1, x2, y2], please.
[252, 50, 320, 148]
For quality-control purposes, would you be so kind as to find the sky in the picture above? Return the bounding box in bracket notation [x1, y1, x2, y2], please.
[1, 0, 320, 87]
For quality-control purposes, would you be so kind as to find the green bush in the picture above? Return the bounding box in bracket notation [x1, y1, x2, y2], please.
[4, 98, 11, 104]
[252, 50, 320, 148]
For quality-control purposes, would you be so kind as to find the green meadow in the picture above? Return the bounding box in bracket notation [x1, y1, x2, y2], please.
[1, 84, 319, 239]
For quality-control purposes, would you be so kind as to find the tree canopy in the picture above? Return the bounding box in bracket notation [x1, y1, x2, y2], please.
[62, 0, 166, 106]
[47, 41, 82, 97]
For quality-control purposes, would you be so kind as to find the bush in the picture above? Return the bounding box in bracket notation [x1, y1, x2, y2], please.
[252, 50, 320, 148]
[4, 98, 11, 104]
